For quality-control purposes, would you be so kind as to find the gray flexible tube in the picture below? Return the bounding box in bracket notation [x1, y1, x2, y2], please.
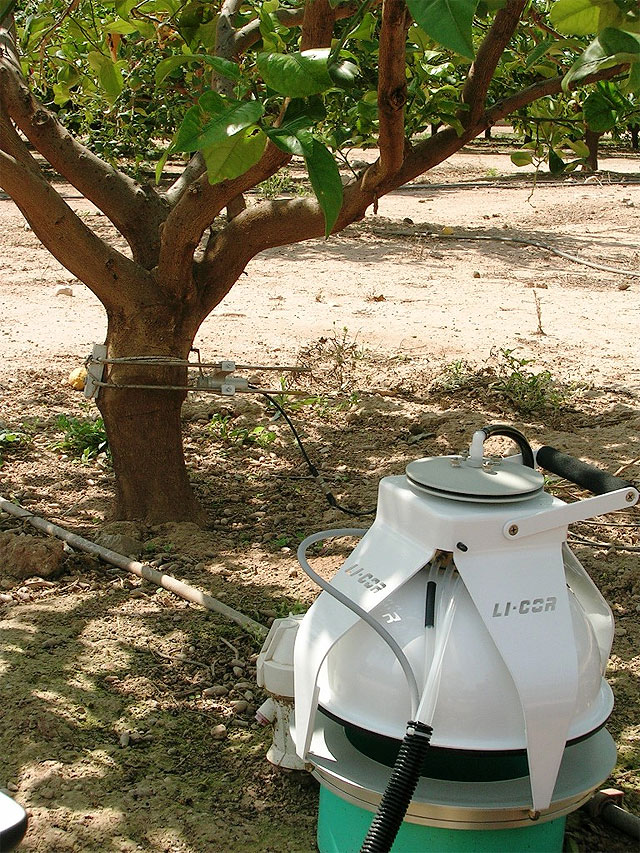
[297, 528, 421, 715]
[0, 497, 267, 639]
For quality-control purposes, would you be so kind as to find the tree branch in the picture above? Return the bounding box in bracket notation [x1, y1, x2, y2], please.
[301, 0, 337, 50]
[461, 0, 528, 128]
[158, 142, 291, 296]
[0, 150, 156, 311]
[484, 64, 628, 128]
[0, 26, 167, 269]
[234, 0, 372, 54]
[364, 0, 410, 190]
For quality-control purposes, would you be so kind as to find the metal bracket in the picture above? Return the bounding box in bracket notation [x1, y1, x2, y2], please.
[84, 344, 107, 399]
[503, 487, 639, 540]
[195, 360, 249, 396]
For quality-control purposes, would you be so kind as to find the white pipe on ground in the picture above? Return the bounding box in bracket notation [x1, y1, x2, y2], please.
[0, 497, 268, 639]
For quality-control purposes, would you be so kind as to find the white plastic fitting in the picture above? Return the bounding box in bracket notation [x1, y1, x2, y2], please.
[467, 429, 486, 466]
[256, 614, 307, 770]
[256, 613, 304, 698]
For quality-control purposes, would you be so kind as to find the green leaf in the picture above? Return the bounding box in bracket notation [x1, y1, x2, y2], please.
[258, 50, 333, 96]
[172, 96, 265, 153]
[202, 127, 267, 183]
[267, 131, 306, 157]
[549, 148, 565, 174]
[627, 59, 640, 92]
[583, 88, 620, 131]
[258, 49, 358, 97]
[549, 0, 602, 35]
[563, 27, 640, 90]
[345, 12, 377, 41]
[565, 138, 590, 157]
[328, 58, 360, 87]
[155, 53, 241, 85]
[155, 147, 170, 185]
[297, 132, 343, 236]
[406, 0, 476, 60]
[599, 26, 640, 56]
[87, 52, 124, 103]
[280, 97, 327, 132]
[524, 36, 556, 70]
[510, 150, 533, 166]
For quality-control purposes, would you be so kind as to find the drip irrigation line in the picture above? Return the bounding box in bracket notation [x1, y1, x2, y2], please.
[367, 228, 640, 279]
[0, 497, 268, 639]
[392, 178, 640, 191]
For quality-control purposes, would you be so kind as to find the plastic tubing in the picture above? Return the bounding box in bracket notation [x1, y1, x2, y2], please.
[0, 497, 268, 639]
[297, 529, 421, 716]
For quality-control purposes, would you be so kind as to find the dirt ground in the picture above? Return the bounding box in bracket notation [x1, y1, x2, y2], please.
[0, 144, 639, 852]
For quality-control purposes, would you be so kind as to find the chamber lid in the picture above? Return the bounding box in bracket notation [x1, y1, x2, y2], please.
[406, 455, 544, 503]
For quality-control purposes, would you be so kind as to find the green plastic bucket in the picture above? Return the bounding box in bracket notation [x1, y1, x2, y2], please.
[317, 786, 566, 853]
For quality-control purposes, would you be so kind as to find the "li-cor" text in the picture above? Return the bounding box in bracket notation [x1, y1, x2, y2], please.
[492, 597, 557, 617]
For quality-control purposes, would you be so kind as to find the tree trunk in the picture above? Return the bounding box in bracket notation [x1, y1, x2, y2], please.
[96, 304, 206, 524]
[583, 127, 601, 172]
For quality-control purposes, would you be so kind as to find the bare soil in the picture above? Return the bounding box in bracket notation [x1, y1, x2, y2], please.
[0, 145, 639, 852]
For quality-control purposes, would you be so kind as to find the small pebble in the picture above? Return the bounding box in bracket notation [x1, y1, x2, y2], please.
[119, 732, 130, 748]
[231, 700, 248, 713]
[232, 666, 244, 677]
[211, 724, 227, 740]
[202, 685, 228, 698]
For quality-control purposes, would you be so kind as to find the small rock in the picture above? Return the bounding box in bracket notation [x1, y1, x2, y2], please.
[473, 271, 481, 278]
[229, 658, 245, 668]
[203, 685, 228, 698]
[231, 700, 248, 713]
[0, 532, 65, 580]
[94, 532, 143, 559]
[119, 732, 130, 748]
[6, 782, 18, 793]
[211, 724, 227, 740]
[55, 286, 73, 297]
[243, 690, 254, 702]
[615, 626, 627, 637]
[232, 666, 244, 678]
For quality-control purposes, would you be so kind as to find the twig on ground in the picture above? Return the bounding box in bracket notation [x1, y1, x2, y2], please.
[220, 636, 239, 657]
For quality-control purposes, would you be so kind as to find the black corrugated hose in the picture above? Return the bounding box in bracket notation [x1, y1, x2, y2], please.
[360, 720, 433, 853]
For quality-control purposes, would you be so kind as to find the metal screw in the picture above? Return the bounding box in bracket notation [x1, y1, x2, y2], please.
[508, 524, 519, 536]
[626, 490, 636, 503]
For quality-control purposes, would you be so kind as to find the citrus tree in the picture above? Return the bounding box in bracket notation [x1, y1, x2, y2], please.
[0, 0, 636, 522]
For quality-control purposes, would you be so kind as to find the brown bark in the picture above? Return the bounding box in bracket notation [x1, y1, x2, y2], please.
[461, 0, 528, 128]
[300, 0, 337, 50]
[96, 308, 205, 524]
[583, 127, 601, 172]
[365, 0, 411, 190]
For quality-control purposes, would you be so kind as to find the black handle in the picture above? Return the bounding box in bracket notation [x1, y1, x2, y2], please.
[536, 446, 635, 496]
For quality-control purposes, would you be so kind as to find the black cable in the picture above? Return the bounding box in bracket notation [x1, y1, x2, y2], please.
[479, 424, 535, 469]
[249, 385, 376, 517]
[360, 720, 433, 853]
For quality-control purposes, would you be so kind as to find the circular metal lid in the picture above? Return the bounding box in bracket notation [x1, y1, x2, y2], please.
[406, 456, 544, 503]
